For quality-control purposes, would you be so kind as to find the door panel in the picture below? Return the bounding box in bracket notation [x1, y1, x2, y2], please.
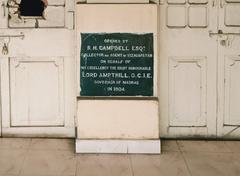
[159, 0, 218, 137]
[217, 0, 240, 138]
[0, 57, 2, 136]
[218, 36, 240, 138]
[1, 55, 75, 137]
[48, 0, 65, 5]
[224, 4, 240, 27]
[169, 58, 207, 127]
[219, 0, 240, 32]
[224, 57, 240, 125]
[167, 6, 187, 28]
[188, 6, 208, 28]
[188, 0, 208, 4]
[160, 0, 240, 138]
[10, 58, 64, 127]
[0, 0, 75, 137]
[167, 0, 186, 4]
[38, 6, 65, 28]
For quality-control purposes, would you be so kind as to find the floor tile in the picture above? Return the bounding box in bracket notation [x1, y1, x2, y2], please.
[29, 138, 75, 151]
[130, 153, 190, 176]
[1, 138, 240, 176]
[0, 149, 27, 175]
[224, 141, 240, 153]
[20, 150, 77, 176]
[20, 175, 75, 176]
[0, 138, 31, 150]
[161, 140, 180, 152]
[77, 154, 132, 176]
[231, 154, 240, 175]
[183, 152, 240, 176]
[177, 140, 231, 153]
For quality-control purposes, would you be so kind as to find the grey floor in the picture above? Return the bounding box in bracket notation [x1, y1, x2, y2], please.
[0, 138, 240, 176]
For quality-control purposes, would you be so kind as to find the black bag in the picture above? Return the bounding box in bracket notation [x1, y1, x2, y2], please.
[19, 0, 45, 16]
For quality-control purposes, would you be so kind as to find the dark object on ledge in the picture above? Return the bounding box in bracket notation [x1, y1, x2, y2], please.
[19, 0, 45, 16]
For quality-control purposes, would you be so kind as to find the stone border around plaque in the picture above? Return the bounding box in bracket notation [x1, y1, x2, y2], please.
[80, 33, 154, 96]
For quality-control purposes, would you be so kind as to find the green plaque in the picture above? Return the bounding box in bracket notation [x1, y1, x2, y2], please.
[80, 33, 154, 96]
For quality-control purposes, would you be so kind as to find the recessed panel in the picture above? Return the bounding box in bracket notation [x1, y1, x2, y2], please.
[225, 4, 240, 26]
[167, 6, 187, 28]
[224, 57, 240, 125]
[10, 58, 64, 127]
[87, 0, 149, 3]
[189, 6, 208, 28]
[226, 0, 240, 2]
[48, 0, 65, 5]
[188, 0, 208, 4]
[167, 0, 186, 4]
[38, 6, 65, 27]
[169, 58, 207, 127]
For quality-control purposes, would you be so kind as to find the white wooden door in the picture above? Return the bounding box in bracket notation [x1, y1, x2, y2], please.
[0, 0, 8, 137]
[160, 0, 240, 138]
[0, 0, 76, 137]
[217, 0, 240, 138]
[159, 0, 218, 137]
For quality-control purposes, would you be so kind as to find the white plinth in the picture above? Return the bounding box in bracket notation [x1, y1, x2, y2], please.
[75, 139, 161, 154]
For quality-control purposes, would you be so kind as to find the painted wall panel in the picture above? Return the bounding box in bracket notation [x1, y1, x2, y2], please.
[225, 4, 240, 27]
[188, 0, 208, 4]
[10, 58, 64, 127]
[167, 0, 186, 4]
[38, 6, 65, 27]
[167, 6, 187, 28]
[224, 57, 240, 125]
[87, 0, 149, 3]
[169, 58, 207, 127]
[188, 6, 208, 28]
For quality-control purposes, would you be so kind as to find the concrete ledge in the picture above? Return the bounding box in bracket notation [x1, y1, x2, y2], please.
[77, 100, 159, 139]
[75, 139, 161, 154]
